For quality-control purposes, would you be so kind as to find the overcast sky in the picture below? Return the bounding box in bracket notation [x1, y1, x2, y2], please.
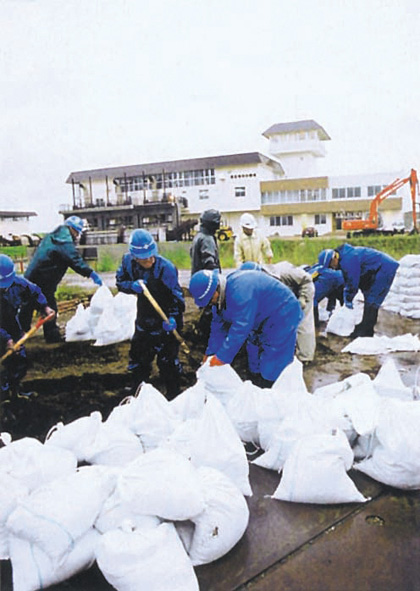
[1, 0, 420, 231]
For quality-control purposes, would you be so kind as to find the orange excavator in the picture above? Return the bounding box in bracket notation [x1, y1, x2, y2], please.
[342, 168, 419, 237]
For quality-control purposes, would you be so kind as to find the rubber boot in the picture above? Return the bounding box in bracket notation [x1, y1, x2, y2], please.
[350, 305, 378, 338]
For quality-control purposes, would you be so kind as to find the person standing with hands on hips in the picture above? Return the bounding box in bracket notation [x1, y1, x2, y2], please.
[116, 229, 185, 400]
[20, 215, 103, 343]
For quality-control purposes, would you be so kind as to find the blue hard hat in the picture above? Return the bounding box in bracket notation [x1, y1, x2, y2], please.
[189, 269, 219, 307]
[0, 254, 15, 288]
[64, 215, 85, 234]
[318, 249, 335, 268]
[129, 229, 158, 259]
[240, 261, 261, 271]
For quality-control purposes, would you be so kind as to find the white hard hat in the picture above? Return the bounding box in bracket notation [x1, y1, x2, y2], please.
[240, 213, 257, 229]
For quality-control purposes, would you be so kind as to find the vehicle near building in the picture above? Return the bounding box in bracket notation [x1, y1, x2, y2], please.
[342, 169, 419, 237]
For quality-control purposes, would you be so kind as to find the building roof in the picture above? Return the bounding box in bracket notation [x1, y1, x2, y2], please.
[0, 211, 37, 218]
[262, 120, 331, 141]
[66, 152, 284, 183]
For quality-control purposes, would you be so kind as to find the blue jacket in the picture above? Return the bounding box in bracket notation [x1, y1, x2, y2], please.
[1, 276, 48, 340]
[306, 264, 344, 310]
[207, 269, 302, 366]
[116, 253, 185, 332]
[25, 225, 93, 290]
[335, 244, 399, 307]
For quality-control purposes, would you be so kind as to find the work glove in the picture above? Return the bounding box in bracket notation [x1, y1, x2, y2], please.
[43, 307, 55, 321]
[344, 300, 353, 310]
[90, 271, 103, 286]
[162, 317, 177, 332]
[209, 355, 225, 367]
[132, 280, 144, 294]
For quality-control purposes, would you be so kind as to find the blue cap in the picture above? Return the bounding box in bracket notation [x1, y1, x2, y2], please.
[318, 249, 335, 268]
[0, 254, 15, 288]
[129, 229, 158, 259]
[189, 269, 219, 307]
[64, 215, 85, 234]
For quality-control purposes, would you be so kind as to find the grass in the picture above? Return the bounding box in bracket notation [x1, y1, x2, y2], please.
[2, 234, 420, 275]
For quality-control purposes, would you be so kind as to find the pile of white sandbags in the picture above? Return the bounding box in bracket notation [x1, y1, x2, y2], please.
[65, 285, 137, 346]
[383, 254, 420, 319]
[0, 382, 251, 591]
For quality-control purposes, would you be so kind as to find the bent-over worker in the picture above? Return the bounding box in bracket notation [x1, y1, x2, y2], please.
[318, 244, 399, 337]
[189, 268, 302, 388]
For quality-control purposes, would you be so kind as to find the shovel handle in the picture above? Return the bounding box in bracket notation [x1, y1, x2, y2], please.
[0, 312, 55, 363]
[138, 280, 190, 354]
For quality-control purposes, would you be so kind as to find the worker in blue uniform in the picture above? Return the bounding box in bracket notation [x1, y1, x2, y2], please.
[189, 268, 302, 388]
[318, 244, 399, 337]
[116, 229, 185, 399]
[0, 254, 55, 400]
[304, 263, 344, 327]
[20, 215, 103, 343]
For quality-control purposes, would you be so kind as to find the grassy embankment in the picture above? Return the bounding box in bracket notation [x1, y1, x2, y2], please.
[1, 234, 419, 301]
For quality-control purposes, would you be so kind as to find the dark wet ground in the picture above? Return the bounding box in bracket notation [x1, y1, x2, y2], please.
[1, 287, 420, 590]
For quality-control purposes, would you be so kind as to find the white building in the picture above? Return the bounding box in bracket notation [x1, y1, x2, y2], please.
[63, 120, 417, 241]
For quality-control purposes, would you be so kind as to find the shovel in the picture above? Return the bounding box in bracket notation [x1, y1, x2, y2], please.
[138, 279, 190, 354]
[0, 312, 55, 363]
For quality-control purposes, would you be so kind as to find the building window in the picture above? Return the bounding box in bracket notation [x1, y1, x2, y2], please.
[367, 185, 383, 197]
[315, 214, 327, 225]
[199, 189, 209, 200]
[261, 188, 326, 205]
[332, 186, 361, 199]
[235, 187, 246, 198]
[270, 215, 293, 226]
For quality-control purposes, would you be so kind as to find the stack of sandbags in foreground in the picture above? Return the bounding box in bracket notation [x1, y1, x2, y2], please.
[383, 254, 420, 319]
[0, 382, 251, 591]
[197, 356, 420, 504]
[65, 285, 136, 346]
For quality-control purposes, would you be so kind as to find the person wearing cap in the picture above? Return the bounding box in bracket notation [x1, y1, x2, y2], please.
[234, 213, 273, 268]
[189, 268, 302, 388]
[20, 216, 103, 343]
[240, 260, 316, 363]
[318, 244, 399, 337]
[0, 254, 55, 401]
[304, 262, 344, 327]
[116, 229, 185, 399]
[190, 209, 222, 339]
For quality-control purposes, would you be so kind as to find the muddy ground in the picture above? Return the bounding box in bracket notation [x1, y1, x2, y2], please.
[1, 289, 420, 590]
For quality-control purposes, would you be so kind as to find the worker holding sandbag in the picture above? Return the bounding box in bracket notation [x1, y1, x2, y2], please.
[318, 245, 399, 337]
[116, 229, 185, 400]
[189, 268, 302, 388]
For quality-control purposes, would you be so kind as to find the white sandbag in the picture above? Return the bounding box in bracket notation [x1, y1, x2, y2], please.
[93, 299, 126, 346]
[355, 399, 420, 489]
[188, 467, 249, 566]
[117, 448, 205, 521]
[170, 380, 207, 421]
[196, 361, 244, 407]
[189, 394, 252, 497]
[65, 303, 92, 342]
[326, 305, 357, 337]
[84, 422, 143, 466]
[0, 436, 77, 491]
[224, 381, 261, 444]
[326, 380, 382, 437]
[44, 411, 103, 463]
[10, 528, 99, 591]
[6, 465, 117, 563]
[372, 358, 414, 401]
[342, 334, 420, 355]
[272, 357, 308, 396]
[89, 284, 114, 314]
[96, 522, 199, 591]
[272, 430, 368, 504]
[95, 488, 160, 534]
[125, 383, 180, 450]
[0, 473, 29, 559]
[312, 372, 372, 399]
